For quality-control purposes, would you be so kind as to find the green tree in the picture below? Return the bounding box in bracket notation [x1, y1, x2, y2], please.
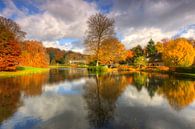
[146, 39, 156, 57]
[49, 51, 56, 64]
[131, 45, 144, 57]
[134, 56, 147, 68]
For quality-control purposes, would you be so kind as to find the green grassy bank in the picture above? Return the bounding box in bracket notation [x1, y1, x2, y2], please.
[0, 66, 49, 78]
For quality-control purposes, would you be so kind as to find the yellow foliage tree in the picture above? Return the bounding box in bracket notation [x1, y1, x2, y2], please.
[155, 42, 164, 53]
[98, 38, 127, 64]
[162, 38, 195, 67]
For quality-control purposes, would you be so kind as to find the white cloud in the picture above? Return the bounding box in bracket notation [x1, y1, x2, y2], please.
[181, 29, 195, 39]
[1, 0, 195, 51]
[110, 0, 195, 48]
[0, 1, 27, 18]
[16, 0, 97, 41]
[122, 27, 174, 49]
[42, 40, 85, 53]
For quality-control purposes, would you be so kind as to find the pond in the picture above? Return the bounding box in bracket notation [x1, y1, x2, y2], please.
[0, 68, 195, 129]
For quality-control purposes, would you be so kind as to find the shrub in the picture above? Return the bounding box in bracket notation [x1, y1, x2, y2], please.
[88, 65, 108, 72]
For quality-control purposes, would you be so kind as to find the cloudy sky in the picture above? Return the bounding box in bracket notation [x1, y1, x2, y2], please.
[0, 0, 195, 53]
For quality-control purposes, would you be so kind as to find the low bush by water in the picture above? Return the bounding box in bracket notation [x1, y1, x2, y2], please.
[88, 65, 108, 72]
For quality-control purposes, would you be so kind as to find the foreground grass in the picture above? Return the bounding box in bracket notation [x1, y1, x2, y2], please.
[0, 66, 49, 78]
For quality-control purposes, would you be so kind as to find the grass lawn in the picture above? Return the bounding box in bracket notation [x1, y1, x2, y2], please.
[0, 66, 49, 78]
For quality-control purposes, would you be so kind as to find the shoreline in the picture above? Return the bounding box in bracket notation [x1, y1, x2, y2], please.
[0, 66, 49, 78]
[1, 66, 195, 79]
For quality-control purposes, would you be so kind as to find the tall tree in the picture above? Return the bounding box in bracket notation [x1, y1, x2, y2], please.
[0, 16, 25, 71]
[146, 39, 156, 57]
[0, 16, 26, 40]
[85, 13, 115, 66]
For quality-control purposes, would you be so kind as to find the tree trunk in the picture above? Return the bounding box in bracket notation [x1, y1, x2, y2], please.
[96, 60, 99, 66]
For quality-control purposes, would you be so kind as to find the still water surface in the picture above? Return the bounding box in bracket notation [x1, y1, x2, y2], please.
[0, 68, 195, 129]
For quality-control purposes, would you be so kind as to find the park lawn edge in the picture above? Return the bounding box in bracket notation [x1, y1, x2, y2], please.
[0, 66, 49, 78]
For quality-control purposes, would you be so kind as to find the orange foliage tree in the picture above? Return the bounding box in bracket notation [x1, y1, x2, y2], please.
[98, 38, 127, 64]
[0, 16, 24, 71]
[20, 40, 49, 68]
[162, 38, 195, 67]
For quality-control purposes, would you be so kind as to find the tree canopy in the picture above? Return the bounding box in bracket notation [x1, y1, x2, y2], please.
[98, 38, 127, 64]
[20, 40, 49, 68]
[0, 16, 24, 71]
[162, 38, 195, 67]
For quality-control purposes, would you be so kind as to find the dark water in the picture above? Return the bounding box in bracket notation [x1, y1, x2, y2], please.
[0, 68, 195, 129]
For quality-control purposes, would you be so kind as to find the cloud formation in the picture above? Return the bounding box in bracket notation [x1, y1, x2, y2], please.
[110, 0, 195, 47]
[0, 0, 195, 52]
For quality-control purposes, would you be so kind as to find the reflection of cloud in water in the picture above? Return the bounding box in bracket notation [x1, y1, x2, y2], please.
[114, 85, 195, 129]
[1, 94, 88, 129]
[0, 78, 90, 129]
[1, 78, 195, 129]
[119, 85, 166, 107]
[43, 78, 87, 95]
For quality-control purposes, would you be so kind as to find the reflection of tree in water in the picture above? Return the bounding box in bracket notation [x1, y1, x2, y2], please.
[132, 72, 147, 91]
[0, 78, 20, 123]
[0, 72, 49, 124]
[49, 68, 88, 84]
[132, 72, 195, 109]
[19, 72, 49, 96]
[158, 79, 195, 110]
[83, 74, 129, 128]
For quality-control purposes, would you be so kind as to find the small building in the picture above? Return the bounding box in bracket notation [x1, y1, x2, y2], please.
[147, 54, 164, 66]
[69, 60, 87, 65]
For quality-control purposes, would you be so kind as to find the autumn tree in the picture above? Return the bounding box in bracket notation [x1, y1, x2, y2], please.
[98, 38, 127, 64]
[128, 45, 144, 64]
[85, 13, 115, 66]
[155, 42, 164, 54]
[0, 16, 25, 71]
[0, 16, 26, 40]
[162, 38, 195, 67]
[20, 40, 49, 68]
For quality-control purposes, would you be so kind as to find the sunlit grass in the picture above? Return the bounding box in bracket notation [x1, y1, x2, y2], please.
[0, 66, 49, 78]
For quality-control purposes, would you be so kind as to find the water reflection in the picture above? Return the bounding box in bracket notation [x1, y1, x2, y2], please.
[0, 69, 194, 129]
[131, 72, 195, 109]
[0, 78, 20, 123]
[83, 74, 129, 128]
